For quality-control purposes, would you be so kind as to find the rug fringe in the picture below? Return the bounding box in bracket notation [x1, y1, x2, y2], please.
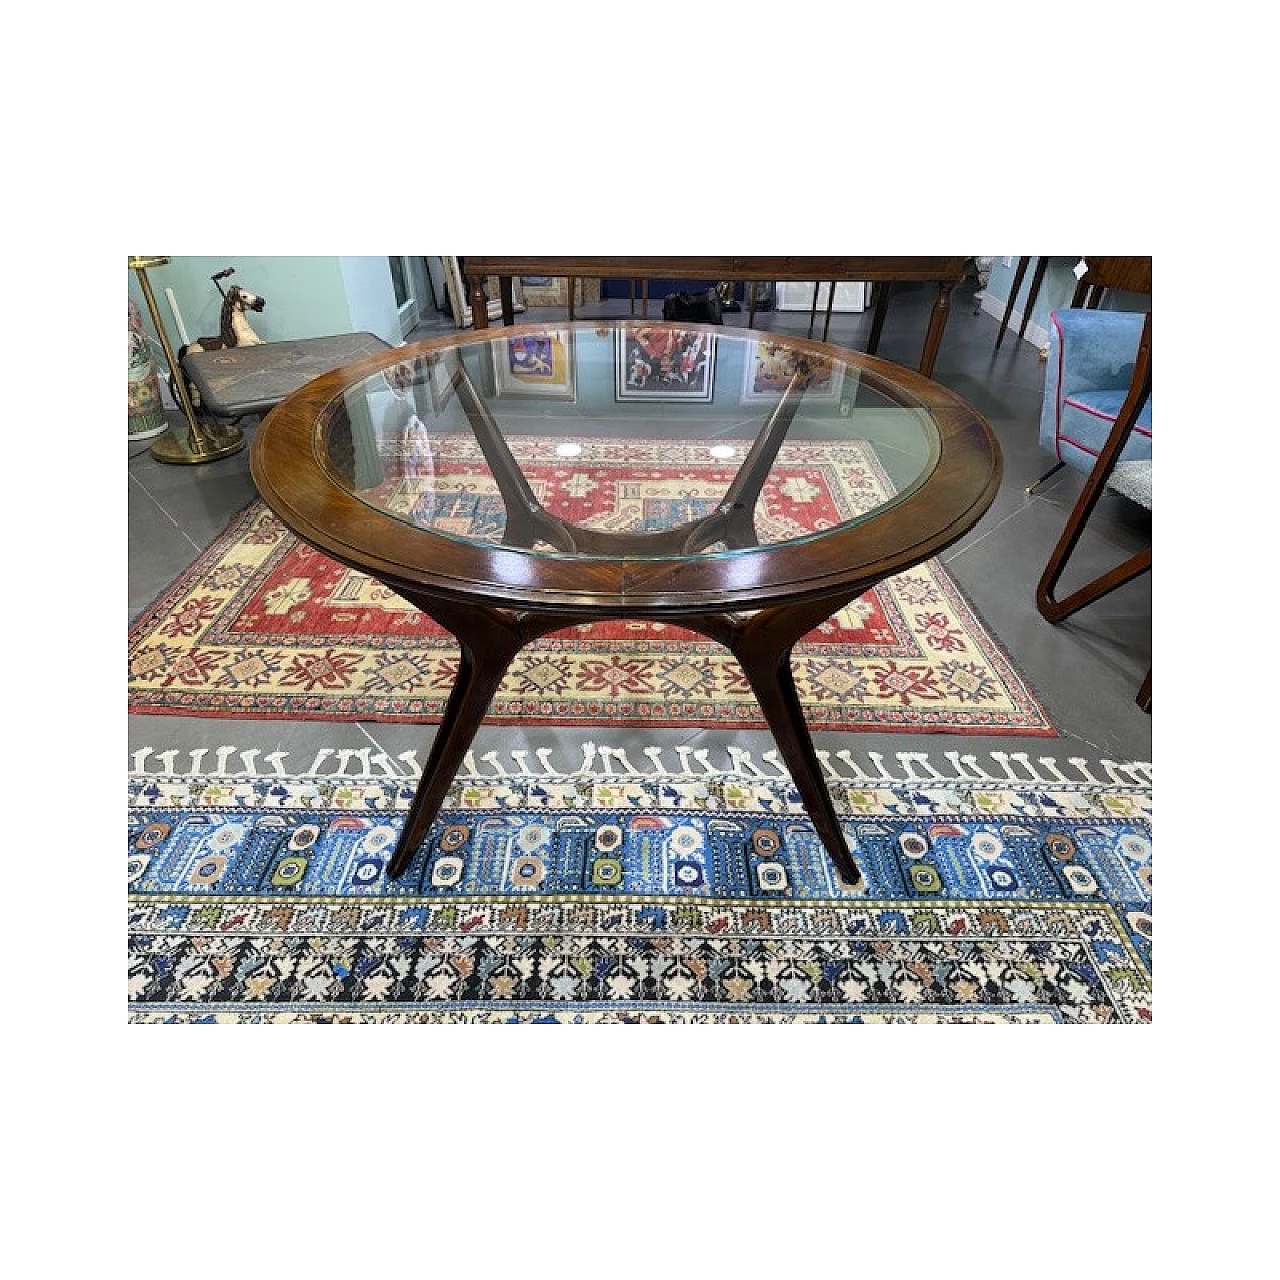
[130, 742, 1151, 787]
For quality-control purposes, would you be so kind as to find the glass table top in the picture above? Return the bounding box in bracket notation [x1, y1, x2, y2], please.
[322, 323, 939, 561]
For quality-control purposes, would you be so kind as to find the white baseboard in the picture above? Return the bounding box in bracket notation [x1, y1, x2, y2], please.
[978, 292, 1050, 350]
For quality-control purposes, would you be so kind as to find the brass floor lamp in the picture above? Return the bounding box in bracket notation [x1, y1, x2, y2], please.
[129, 256, 244, 464]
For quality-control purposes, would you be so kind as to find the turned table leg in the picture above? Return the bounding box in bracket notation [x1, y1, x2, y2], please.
[467, 274, 490, 330]
[918, 280, 955, 379]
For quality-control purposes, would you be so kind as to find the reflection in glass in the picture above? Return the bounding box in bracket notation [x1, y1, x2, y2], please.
[324, 326, 937, 561]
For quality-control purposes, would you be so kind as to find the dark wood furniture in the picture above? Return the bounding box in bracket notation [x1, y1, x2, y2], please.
[1071, 256, 1153, 307]
[993, 255, 1049, 352]
[460, 257, 968, 379]
[1036, 312, 1152, 710]
[251, 320, 1002, 887]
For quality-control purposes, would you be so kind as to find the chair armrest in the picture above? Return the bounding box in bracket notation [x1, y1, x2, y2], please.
[1050, 309, 1147, 399]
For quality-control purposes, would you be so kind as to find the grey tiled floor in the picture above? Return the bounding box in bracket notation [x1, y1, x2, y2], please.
[128, 276, 1152, 787]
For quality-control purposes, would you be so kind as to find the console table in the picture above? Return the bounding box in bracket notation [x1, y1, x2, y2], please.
[461, 256, 968, 379]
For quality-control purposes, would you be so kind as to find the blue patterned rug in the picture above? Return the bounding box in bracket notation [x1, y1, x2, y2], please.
[128, 747, 1152, 1023]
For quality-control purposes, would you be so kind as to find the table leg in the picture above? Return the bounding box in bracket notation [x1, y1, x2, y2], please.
[1016, 257, 1048, 343]
[867, 281, 892, 355]
[467, 274, 490, 330]
[994, 255, 1030, 352]
[449, 358, 577, 551]
[808, 282, 820, 338]
[498, 275, 515, 327]
[822, 281, 837, 341]
[386, 629, 521, 879]
[568, 277, 576, 321]
[688, 598, 867, 889]
[918, 281, 955, 379]
[381, 581, 870, 888]
[732, 630, 864, 889]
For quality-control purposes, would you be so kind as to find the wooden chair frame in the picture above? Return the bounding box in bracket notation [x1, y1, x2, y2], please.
[1035, 312, 1151, 710]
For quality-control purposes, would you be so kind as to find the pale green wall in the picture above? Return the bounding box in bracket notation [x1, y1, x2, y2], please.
[126, 256, 418, 378]
[339, 256, 401, 339]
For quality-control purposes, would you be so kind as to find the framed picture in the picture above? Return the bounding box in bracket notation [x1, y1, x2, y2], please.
[490, 330, 576, 400]
[740, 338, 847, 407]
[615, 324, 717, 402]
[441, 256, 526, 328]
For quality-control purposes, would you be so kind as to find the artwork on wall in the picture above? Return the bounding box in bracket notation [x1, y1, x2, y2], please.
[614, 324, 717, 402]
[441, 256, 526, 328]
[490, 330, 577, 400]
[740, 339, 848, 407]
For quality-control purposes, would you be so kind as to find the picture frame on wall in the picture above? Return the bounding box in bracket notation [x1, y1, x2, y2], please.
[615, 324, 717, 402]
[490, 330, 577, 400]
[441, 256, 526, 328]
[739, 338, 848, 407]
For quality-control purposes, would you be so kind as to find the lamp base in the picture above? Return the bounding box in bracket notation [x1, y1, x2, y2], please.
[150, 421, 245, 465]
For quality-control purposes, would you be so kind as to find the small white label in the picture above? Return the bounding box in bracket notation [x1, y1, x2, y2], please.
[1073, 258, 1089, 280]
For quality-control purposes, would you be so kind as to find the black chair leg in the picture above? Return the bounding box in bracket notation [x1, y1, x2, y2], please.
[1026, 461, 1064, 494]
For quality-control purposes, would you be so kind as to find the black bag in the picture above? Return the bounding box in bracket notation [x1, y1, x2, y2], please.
[662, 287, 723, 324]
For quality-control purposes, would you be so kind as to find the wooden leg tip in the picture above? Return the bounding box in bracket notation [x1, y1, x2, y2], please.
[838, 866, 868, 895]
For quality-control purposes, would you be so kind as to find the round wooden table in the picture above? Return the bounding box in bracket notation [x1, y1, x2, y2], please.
[250, 320, 1002, 888]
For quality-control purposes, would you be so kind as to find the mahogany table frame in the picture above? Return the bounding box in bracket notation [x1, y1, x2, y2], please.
[461, 257, 968, 380]
[250, 320, 1002, 888]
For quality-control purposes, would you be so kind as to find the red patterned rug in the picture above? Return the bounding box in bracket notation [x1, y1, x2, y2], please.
[128, 438, 1054, 735]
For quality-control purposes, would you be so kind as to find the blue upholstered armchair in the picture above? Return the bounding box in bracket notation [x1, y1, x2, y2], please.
[1034, 307, 1152, 709]
[1035, 308, 1152, 486]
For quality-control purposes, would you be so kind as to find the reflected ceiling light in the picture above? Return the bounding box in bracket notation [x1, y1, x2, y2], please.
[709, 444, 736, 459]
[555, 442, 583, 457]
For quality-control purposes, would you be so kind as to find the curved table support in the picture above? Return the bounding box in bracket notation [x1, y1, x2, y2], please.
[450, 353, 807, 557]
[384, 599, 526, 880]
[381, 581, 872, 889]
[687, 593, 869, 889]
